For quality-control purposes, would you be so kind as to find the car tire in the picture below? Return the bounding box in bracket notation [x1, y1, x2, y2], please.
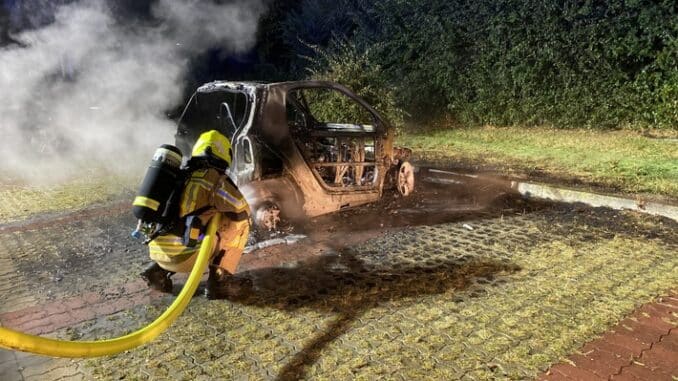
[254, 201, 282, 232]
[396, 161, 415, 196]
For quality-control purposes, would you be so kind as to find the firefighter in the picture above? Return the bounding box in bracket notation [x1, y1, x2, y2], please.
[139, 130, 251, 299]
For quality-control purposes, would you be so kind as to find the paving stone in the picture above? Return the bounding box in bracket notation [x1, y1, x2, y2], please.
[57, 373, 86, 381]
[619, 362, 674, 381]
[654, 335, 678, 353]
[569, 351, 628, 378]
[631, 314, 677, 333]
[637, 345, 678, 373]
[610, 372, 642, 381]
[0, 350, 22, 381]
[23, 364, 80, 381]
[548, 363, 607, 381]
[618, 317, 671, 340]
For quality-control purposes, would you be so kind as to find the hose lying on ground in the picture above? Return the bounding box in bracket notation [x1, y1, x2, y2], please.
[0, 214, 221, 358]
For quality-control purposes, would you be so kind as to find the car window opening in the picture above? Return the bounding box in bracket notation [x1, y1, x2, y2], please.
[176, 89, 249, 156]
[287, 88, 379, 190]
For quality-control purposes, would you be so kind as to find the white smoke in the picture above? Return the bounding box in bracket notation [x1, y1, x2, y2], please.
[0, 0, 266, 184]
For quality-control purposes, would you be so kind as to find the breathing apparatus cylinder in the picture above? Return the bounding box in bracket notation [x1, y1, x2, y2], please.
[132, 145, 183, 238]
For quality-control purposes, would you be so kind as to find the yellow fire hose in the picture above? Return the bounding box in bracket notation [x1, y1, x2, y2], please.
[0, 213, 221, 358]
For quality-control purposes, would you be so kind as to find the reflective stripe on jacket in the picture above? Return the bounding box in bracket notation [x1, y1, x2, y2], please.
[149, 168, 251, 272]
[179, 169, 250, 218]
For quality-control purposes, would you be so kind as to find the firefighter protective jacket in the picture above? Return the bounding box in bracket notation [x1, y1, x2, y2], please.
[149, 168, 251, 274]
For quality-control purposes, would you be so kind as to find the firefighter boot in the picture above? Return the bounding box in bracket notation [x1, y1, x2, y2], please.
[205, 266, 252, 300]
[140, 263, 174, 293]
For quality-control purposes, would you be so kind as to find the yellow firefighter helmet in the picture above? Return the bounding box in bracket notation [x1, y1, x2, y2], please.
[191, 130, 232, 166]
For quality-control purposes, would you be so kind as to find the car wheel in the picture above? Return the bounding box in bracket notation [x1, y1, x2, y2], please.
[254, 201, 281, 231]
[396, 161, 415, 196]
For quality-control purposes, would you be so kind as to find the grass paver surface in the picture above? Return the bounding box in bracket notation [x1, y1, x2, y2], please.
[48, 205, 675, 380]
[0, 174, 137, 224]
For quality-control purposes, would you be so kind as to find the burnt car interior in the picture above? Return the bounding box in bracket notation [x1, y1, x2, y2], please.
[242, 132, 284, 180]
[286, 87, 381, 190]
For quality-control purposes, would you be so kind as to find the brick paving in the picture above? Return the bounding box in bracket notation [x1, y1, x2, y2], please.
[0, 197, 676, 380]
[540, 293, 677, 381]
[0, 280, 160, 336]
[0, 207, 147, 314]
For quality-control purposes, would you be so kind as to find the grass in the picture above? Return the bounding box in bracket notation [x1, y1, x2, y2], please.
[398, 126, 678, 198]
[0, 174, 137, 223]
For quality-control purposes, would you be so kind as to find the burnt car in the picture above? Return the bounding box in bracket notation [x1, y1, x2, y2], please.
[175, 81, 414, 232]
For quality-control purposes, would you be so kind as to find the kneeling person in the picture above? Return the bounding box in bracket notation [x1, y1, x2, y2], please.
[140, 130, 251, 299]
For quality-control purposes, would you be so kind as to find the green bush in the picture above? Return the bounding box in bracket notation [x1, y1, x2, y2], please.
[305, 40, 406, 130]
[279, 0, 677, 130]
[276, 0, 357, 74]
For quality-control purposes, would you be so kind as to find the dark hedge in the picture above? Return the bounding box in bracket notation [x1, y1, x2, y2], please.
[275, 0, 677, 129]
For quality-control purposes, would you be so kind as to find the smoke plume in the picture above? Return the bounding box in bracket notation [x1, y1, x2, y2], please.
[0, 0, 266, 184]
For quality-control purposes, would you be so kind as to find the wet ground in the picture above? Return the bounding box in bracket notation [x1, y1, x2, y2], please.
[412, 154, 678, 207]
[0, 170, 676, 380]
